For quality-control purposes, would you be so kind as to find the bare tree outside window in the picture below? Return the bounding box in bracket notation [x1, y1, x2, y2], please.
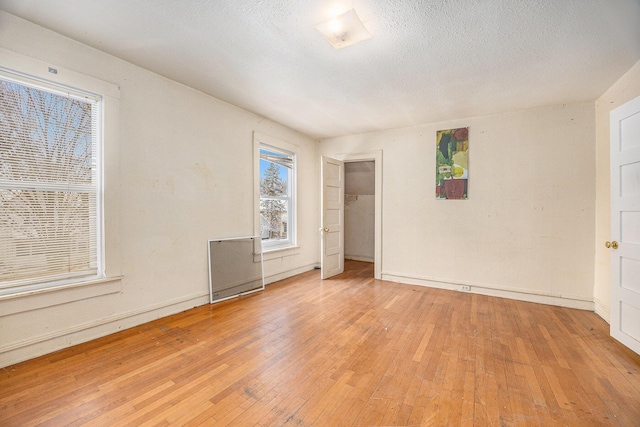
[0, 79, 98, 285]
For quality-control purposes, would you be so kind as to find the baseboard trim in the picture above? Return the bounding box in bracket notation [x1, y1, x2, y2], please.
[345, 256, 374, 263]
[264, 263, 317, 285]
[0, 291, 209, 367]
[381, 272, 595, 311]
[2, 263, 320, 367]
[593, 297, 611, 323]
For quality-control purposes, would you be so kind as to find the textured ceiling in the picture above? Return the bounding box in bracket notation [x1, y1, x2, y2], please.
[1, 0, 639, 139]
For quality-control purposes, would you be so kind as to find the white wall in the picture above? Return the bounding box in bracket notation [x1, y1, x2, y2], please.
[0, 12, 319, 367]
[320, 103, 596, 308]
[594, 61, 640, 322]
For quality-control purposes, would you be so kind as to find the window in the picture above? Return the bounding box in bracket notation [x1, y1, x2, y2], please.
[0, 72, 103, 293]
[255, 133, 296, 251]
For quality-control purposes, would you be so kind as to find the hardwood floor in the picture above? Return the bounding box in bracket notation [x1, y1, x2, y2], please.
[1, 260, 639, 426]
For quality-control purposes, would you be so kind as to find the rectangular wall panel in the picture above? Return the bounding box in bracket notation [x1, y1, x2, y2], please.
[208, 236, 264, 303]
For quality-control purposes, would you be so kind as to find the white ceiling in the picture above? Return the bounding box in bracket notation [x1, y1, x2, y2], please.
[1, 0, 639, 139]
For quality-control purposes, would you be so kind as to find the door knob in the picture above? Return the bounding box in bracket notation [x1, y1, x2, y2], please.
[323, 227, 330, 232]
[605, 241, 619, 249]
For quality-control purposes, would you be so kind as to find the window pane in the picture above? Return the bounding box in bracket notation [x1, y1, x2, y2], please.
[0, 81, 94, 185]
[260, 198, 288, 241]
[0, 189, 94, 282]
[259, 148, 290, 197]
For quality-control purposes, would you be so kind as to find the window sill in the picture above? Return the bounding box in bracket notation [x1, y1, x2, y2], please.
[257, 246, 301, 262]
[0, 276, 123, 316]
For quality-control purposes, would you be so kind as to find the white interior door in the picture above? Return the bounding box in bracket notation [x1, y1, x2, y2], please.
[321, 156, 344, 279]
[610, 95, 640, 355]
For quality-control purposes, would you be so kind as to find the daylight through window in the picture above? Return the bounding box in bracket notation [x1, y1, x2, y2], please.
[0, 74, 102, 293]
[259, 145, 295, 249]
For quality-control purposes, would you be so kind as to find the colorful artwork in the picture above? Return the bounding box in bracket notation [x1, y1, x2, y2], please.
[436, 127, 468, 199]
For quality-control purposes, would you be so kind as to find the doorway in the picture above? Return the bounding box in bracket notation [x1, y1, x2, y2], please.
[344, 161, 375, 273]
[337, 151, 382, 280]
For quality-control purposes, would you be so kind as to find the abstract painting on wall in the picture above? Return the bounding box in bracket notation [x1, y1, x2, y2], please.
[436, 127, 468, 199]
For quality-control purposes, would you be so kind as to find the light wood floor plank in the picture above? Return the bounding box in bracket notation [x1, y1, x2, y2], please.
[1, 260, 639, 426]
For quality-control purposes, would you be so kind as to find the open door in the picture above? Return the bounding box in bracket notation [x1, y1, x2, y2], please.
[321, 156, 344, 279]
[610, 95, 640, 355]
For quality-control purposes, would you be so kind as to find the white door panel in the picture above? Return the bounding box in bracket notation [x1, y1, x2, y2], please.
[610, 95, 640, 355]
[321, 157, 344, 279]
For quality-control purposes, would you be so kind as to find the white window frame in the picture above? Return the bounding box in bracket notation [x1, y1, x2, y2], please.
[254, 132, 297, 252]
[0, 49, 120, 297]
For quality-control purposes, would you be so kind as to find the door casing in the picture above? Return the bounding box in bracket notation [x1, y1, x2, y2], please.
[336, 151, 382, 280]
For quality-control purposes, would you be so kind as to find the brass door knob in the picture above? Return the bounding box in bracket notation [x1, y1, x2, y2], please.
[605, 241, 619, 249]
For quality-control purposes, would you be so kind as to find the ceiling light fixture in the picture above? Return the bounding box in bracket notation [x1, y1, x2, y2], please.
[314, 9, 372, 49]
